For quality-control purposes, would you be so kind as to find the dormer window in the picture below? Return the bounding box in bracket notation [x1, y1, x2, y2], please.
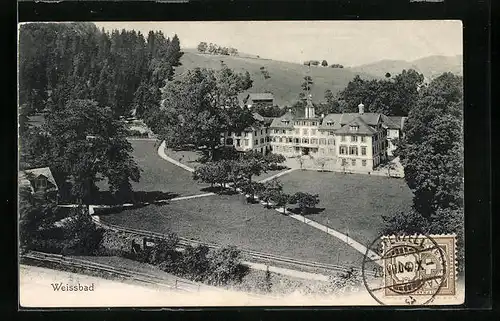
[349, 125, 359, 132]
[326, 121, 334, 126]
[34, 177, 47, 191]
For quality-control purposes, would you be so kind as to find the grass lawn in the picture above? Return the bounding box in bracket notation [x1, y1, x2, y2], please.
[279, 170, 413, 247]
[99, 194, 365, 267]
[97, 140, 209, 198]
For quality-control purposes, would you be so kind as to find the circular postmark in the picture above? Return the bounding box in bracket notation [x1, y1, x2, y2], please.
[361, 234, 447, 305]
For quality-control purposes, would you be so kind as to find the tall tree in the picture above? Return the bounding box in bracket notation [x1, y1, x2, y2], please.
[397, 72, 463, 218]
[197, 42, 208, 53]
[156, 65, 254, 160]
[40, 99, 141, 203]
[302, 76, 314, 94]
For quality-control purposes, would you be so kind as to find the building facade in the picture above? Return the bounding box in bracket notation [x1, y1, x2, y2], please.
[268, 99, 406, 171]
[222, 113, 273, 155]
[223, 98, 406, 172]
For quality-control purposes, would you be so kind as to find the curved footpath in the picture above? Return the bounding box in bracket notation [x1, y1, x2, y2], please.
[157, 141, 381, 264]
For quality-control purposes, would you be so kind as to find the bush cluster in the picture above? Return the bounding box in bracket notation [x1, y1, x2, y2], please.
[107, 232, 249, 286]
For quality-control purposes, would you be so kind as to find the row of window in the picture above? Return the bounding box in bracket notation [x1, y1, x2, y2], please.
[341, 158, 368, 167]
[339, 135, 368, 143]
[339, 146, 368, 156]
[229, 129, 269, 137]
[229, 137, 270, 147]
[271, 137, 335, 145]
[274, 128, 320, 136]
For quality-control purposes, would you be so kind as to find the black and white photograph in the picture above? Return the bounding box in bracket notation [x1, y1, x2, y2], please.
[18, 21, 464, 306]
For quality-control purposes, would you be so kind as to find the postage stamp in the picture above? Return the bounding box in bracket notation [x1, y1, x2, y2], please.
[362, 234, 457, 305]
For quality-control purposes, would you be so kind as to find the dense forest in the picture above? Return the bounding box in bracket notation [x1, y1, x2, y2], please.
[18, 23, 183, 203]
[19, 23, 183, 119]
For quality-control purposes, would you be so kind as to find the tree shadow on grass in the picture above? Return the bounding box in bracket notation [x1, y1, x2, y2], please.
[93, 190, 180, 205]
[200, 186, 239, 195]
[288, 207, 326, 216]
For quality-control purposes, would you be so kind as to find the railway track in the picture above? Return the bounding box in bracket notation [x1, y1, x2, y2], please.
[21, 251, 278, 300]
[21, 250, 203, 293]
[93, 216, 375, 277]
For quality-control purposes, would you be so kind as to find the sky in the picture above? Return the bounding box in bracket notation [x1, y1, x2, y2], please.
[94, 21, 462, 67]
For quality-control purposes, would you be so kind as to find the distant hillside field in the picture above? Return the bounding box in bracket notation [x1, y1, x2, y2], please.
[348, 55, 463, 80]
[175, 49, 375, 107]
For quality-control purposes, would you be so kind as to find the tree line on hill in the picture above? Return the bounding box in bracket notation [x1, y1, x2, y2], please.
[19, 23, 182, 119]
[197, 42, 239, 56]
[303, 60, 344, 68]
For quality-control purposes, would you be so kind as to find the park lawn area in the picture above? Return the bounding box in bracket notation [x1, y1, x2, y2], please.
[97, 140, 209, 198]
[279, 170, 414, 247]
[100, 194, 365, 268]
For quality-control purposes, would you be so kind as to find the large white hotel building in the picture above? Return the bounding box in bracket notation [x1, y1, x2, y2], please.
[223, 95, 406, 172]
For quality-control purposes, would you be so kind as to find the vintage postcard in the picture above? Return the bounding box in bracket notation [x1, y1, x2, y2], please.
[18, 20, 464, 307]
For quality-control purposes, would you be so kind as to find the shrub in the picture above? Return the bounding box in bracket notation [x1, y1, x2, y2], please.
[288, 192, 320, 215]
[328, 267, 363, 294]
[264, 152, 286, 170]
[206, 245, 248, 286]
[177, 245, 211, 281]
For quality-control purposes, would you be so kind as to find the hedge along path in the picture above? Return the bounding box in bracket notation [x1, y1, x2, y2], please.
[156, 141, 381, 264]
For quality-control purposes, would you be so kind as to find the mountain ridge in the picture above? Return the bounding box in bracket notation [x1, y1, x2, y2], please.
[348, 55, 463, 80]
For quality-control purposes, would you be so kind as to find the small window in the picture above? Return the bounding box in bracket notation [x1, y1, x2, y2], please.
[352, 159, 356, 166]
[261, 130, 263, 135]
[351, 136, 358, 142]
[362, 160, 367, 167]
[361, 136, 366, 143]
[35, 177, 47, 190]
[361, 147, 367, 156]
[282, 130, 286, 134]
[311, 129, 317, 135]
[255, 140, 259, 145]
[341, 136, 346, 142]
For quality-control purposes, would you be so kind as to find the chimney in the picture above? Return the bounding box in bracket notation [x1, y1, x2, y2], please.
[358, 103, 365, 115]
[288, 108, 292, 113]
[321, 113, 325, 118]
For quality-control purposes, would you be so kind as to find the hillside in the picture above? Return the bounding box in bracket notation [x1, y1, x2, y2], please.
[348, 55, 463, 80]
[175, 49, 375, 107]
